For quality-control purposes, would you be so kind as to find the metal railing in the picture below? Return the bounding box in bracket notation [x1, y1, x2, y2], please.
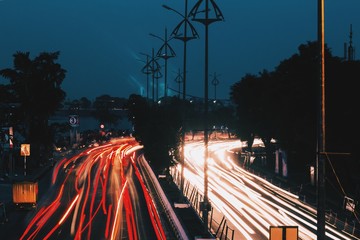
[138, 155, 189, 240]
[171, 168, 235, 240]
[171, 165, 360, 239]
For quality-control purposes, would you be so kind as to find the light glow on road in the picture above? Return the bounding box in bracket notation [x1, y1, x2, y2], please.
[20, 138, 165, 240]
[176, 140, 356, 240]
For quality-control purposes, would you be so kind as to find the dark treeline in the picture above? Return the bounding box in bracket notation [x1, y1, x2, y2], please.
[230, 41, 359, 203]
[0, 51, 129, 169]
[1, 51, 66, 168]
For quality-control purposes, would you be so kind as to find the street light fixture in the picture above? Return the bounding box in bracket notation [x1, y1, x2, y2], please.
[190, 0, 224, 231]
[163, 0, 199, 195]
[149, 28, 176, 98]
[174, 68, 184, 98]
[154, 66, 163, 101]
[210, 72, 220, 101]
[317, 0, 326, 239]
[139, 54, 151, 99]
[140, 49, 162, 102]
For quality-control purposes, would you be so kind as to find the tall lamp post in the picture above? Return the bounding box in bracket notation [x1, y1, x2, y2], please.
[163, 2, 199, 194]
[140, 49, 162, 102]
[190, 0, 224, 231]
[210, 72, 220, 101]
[139, 54, 151, 99]
[174, 68, 184, 98]
[150, 28, 176, 98]
[154, 67, 163, 102]
[317, 0, 326, 239]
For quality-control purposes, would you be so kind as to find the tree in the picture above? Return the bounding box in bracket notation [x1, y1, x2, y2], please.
[230, 73, 260, 149]
[230, 41, 357, 181]
[127, 94, 182, 173]
[0, 51, 66, 167]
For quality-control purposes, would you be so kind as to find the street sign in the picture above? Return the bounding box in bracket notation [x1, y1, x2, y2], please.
[69, 115, 79, 127]
[20, 144, 30, 156]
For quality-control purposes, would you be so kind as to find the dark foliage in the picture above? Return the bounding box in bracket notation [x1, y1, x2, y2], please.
[127, 95, 183, 173]
[230, 41, 359, 199]
[0, 51, 66, 167]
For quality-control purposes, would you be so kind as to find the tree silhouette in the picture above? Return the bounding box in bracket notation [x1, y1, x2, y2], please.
[230, 41, 359, 188]
[0, 51, 66, 167]
[127, 95, 182, 173]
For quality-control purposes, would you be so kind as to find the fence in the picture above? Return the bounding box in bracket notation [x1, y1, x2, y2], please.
[170, 165, 360, 239]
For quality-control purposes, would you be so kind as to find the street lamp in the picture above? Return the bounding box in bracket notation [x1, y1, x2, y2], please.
[140, 49, 162, 102]
[154, 66, 163, 101]
[149, 28, 176, 98]
[163, 0, 199, 195]
[210, 72, 220, 101]
[139, 54, 151, 99]
[174, 68, 184, 98]
[317, 0, 326, 239]
[190, 0, 224, 231]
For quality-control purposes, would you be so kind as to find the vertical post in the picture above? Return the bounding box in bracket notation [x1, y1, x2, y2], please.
[203, 0, 210, 230]
[151, 48, 155, 102]
[9, 148, 13, 177]
[317, 0, 326, 239]
[180, 0, 189, 196]
[163, 1, 199, 196]
[139, 53, 151, 100]
[164, 28, 169, 98]
[24, 155, 27, 176]
[146, 55, 149, 99]
[211, 73, 220, 101]
[190, 0, 223, 231]
[174, 69, 183, 98]
[150, 28, 175, 99]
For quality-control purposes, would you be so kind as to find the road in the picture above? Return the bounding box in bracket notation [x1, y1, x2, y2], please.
[18, 138, 166, 240]
[175, 140, 358, 240]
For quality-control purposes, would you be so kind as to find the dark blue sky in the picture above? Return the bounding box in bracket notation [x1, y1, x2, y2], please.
[1, 0, 359, 101]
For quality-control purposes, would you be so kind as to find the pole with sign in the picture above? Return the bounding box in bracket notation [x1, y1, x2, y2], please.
[20, 144, 30, 176]
[69, 115, 79, 146]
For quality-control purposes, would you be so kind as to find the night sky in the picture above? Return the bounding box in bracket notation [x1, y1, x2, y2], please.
[0, 0, 359, 101]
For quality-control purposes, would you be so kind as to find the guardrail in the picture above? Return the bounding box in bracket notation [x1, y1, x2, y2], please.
[171, 168, 235, 240]
[138, 155, 189, 240]
[245, 167, 360, 239]
[170, 165, 360, 240]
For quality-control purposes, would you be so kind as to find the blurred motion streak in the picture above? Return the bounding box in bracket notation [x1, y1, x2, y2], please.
[19, 138, 166, 240]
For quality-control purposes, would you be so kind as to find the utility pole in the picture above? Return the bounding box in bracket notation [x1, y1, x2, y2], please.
[317, 0, 326, 239]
